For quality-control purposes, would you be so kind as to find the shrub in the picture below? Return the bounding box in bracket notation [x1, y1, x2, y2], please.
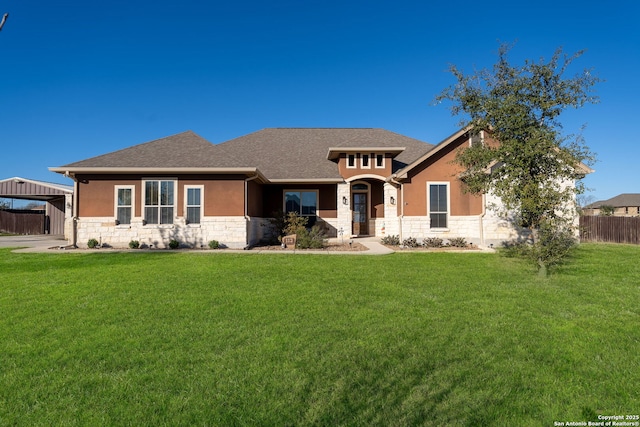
[128, 240, 140, 249]
[208, 240, 220, 249]
[448, 237, 468, 248]
[168, 239, 180, 249]
[381, 235, 400, 246]
[283, 212, 308, 236]
[296, 225, 327, 249]
[87, 238, 99, 249]
[423, 237, 444, 248]
[402, 237, 419, 248]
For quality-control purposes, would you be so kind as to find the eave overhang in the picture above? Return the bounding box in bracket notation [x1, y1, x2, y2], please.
[268, 178, 345, 184]
[326, 147, 405, 160]
[48, 167, 270, 183]
[392, 127, 469, 181]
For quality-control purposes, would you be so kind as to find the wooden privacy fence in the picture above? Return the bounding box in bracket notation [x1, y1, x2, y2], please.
[580, 216, 640, 244]
[0, 209, 45, 235]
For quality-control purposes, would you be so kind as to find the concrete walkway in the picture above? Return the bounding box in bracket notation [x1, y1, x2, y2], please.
[0, 235, 492, 255]
[0, 235, 395, 255]
[0, 235, 71, 253]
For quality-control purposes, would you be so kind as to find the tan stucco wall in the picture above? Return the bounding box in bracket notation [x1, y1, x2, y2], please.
[337, 153, 392, 180]
[75, 174, 246, 218]
[402, 136, 483, 217]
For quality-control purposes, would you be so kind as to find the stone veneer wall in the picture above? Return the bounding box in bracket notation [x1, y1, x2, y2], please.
[397, 214, 526, 247]
[75, 216, 249, 249]
[336, 183, 352, 237]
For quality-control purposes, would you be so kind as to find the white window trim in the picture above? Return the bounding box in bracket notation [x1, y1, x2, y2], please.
[184, 185, 204, 225]
[114, 185, 135, 225]
[374, 153, 385, 169]
[427, 182, 450, 230]
[142, 178, 178, 225]
[347, 154, 357, 169]
[469, 130, 485, 147]
[283, 189, 319, 217]
[361, 153, 371, 169]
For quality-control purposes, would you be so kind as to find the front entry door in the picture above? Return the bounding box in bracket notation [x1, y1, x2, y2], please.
[352, 193, 368, 235]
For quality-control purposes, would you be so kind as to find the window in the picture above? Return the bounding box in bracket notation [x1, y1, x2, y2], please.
[284, 191, 317, 216]
[144, 180, 175, 224]
[347, 154, 356, 168]
[470, 130, 484, 147]
[429, 183, 448, 228]
[115, 186, 133, 225]
[361, 154, 370, 168]
[185, 186, 203, 224]
[375, 154, 385, 168]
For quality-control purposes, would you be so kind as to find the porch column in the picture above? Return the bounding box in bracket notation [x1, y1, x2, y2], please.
[337, 182, 352, 238]
[383, 182, 400, 237]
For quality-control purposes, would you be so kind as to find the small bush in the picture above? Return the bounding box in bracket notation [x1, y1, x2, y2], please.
[402, 237, 419, 248]
[208, 240, 220, 249]
[87, 238, 99, 249]
[448, 237, 468, 248]
[296, 225, 327, 249]
[168, 239, 180, 249]
[128, 240, 140, 249]
[423, 237, 444, 248]
[381, 235, 400, 246]
[283, 212, 309, 236]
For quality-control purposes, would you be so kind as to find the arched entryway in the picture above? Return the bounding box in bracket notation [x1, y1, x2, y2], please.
[351, 182, 370, 235]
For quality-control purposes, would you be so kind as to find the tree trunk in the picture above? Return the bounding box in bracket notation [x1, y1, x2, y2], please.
[530, 226, 549, 277]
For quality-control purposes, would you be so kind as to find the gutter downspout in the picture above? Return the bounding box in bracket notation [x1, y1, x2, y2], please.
[479, 193, 486, 247]
[244, 174, 261, 249]
[389, 175, 404, 242]
[65, 171, 79, 248]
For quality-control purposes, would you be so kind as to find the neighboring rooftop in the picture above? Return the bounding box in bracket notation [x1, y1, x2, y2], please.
[586, 193, 640, 208]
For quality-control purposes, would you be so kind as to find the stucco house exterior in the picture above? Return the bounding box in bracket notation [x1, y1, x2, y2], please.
[49, 127, 563, 249]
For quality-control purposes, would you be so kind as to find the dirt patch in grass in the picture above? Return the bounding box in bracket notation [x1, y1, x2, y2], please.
[251, 242, 368, 251]
[382, 244, 484, 252]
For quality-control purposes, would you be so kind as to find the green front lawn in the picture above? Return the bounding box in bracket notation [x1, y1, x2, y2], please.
[1, 245, 638, 426]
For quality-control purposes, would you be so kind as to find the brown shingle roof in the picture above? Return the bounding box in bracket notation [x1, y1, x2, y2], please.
[587, 194, 640, 208]
[61, 131, 220, 168]
[54, 128, 434, 181]
[212, 128, 434, 180]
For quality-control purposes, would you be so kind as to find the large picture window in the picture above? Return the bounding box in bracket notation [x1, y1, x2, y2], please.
[115, 186, 133, 225]
[429, 183, 448, 228]
[284, 191, 317, 216]
[185, 186, 202, 224]
[144, 180, 175, 224]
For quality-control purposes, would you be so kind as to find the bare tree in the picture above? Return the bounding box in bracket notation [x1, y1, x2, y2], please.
[0, 13, 8, 31]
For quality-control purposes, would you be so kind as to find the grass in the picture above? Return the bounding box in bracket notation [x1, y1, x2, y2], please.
[0, 244, 638, 426]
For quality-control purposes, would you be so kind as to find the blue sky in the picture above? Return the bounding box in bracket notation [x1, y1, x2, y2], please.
[2, 0, 638, 204]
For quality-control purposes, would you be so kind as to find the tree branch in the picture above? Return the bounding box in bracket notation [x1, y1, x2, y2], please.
[0, 13, 8, 32]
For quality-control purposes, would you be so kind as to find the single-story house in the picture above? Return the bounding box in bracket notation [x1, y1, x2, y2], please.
[49, 127, 579, 249]
[583, 194, 640, 217]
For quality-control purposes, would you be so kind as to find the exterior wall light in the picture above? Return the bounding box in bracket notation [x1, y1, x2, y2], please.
[390, 196, 396, 205]
[343, 196, 348, 205]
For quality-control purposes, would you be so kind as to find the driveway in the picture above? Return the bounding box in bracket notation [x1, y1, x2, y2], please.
[0, 235, 70, 252]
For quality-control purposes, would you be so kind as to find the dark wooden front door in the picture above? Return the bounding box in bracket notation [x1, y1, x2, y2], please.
[352, 193, 368, 235]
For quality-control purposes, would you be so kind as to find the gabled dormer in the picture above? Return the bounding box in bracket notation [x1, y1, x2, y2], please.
[327, 147, 406, 180]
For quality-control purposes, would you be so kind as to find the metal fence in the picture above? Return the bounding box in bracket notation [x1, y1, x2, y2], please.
[0, 209, 45, 235]
[580, 216, 640, 244]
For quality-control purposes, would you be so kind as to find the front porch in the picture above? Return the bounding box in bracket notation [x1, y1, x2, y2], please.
[335, 178, 399, 238]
